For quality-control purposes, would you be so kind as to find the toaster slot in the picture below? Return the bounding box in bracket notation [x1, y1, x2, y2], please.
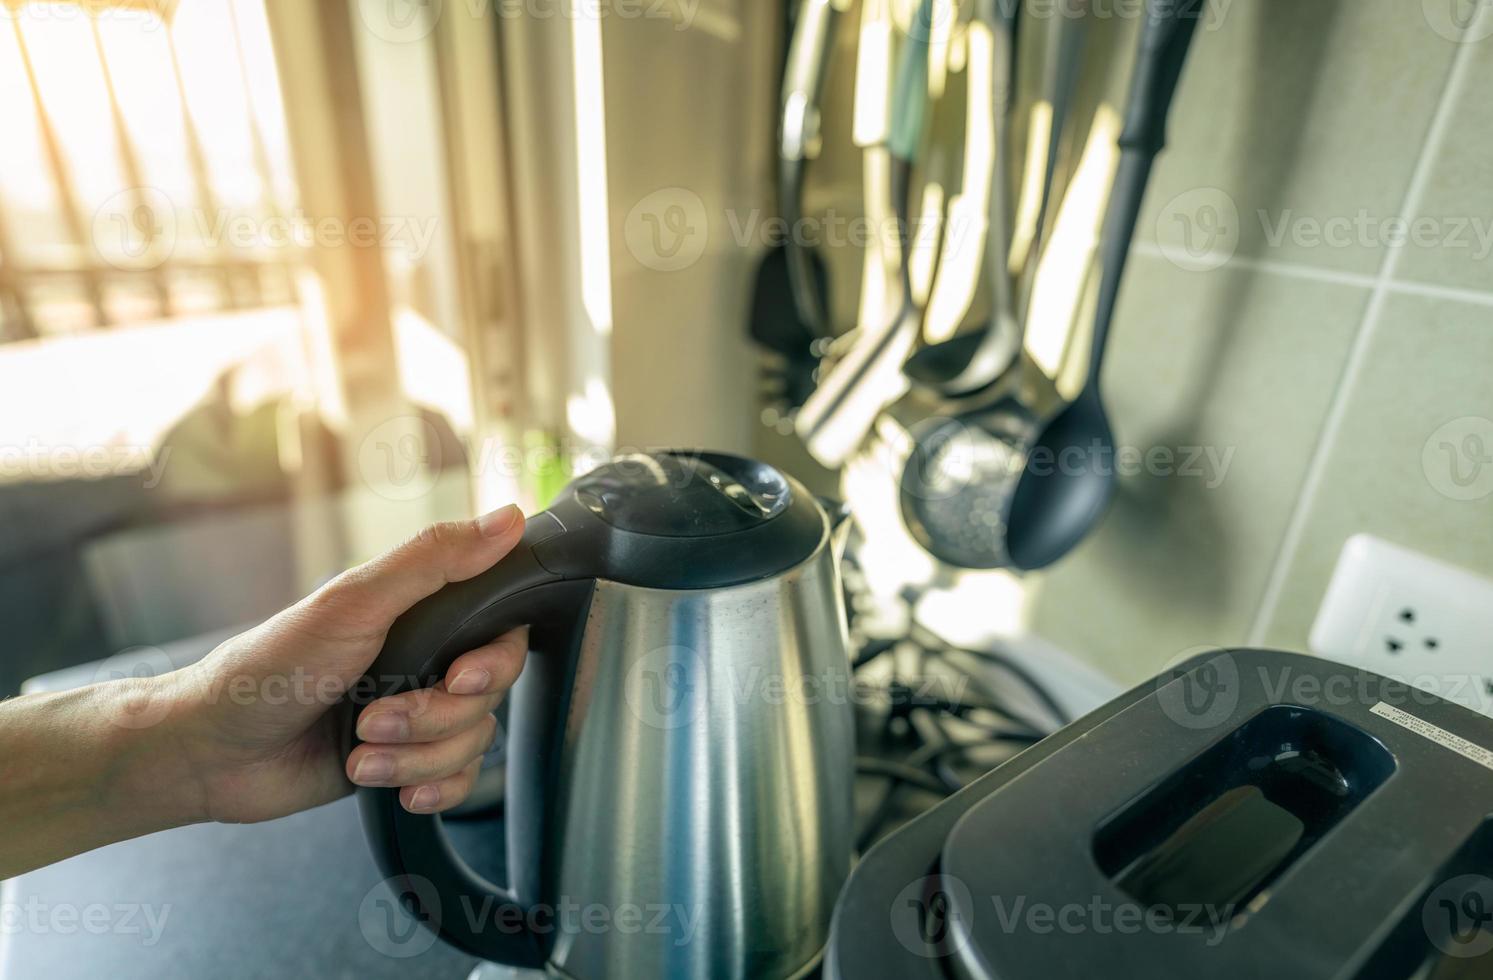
[1093, 705, 1396, 924]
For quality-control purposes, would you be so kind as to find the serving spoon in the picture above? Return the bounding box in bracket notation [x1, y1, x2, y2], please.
[1003, 0, 1204, 570]
[900, 0, 1204, 571]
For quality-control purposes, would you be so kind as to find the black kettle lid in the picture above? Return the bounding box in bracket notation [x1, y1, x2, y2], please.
[538, 450, 829, 589]
[572, 452, 792, 536]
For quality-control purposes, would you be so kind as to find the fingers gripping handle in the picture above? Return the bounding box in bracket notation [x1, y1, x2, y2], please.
[357, 514, 572, 694]
[351, 513, 596, 966]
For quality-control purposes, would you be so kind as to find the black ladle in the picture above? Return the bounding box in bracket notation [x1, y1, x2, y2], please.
[1003, 0, 1204, 570]
[899, 0, 1203, 571]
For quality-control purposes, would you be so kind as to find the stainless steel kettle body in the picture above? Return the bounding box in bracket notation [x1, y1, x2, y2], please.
[539, 539, 854, 978]
[352, 451, 855, 979]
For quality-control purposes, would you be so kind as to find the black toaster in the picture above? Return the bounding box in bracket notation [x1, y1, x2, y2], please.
[828, 649, 1493, 979]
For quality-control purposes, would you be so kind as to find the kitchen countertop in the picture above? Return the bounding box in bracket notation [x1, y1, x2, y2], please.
[1, 636, 1060, 978]
[0, 797, 490, 980]
[0, 747, 903, 980]
[2, 637, 504, 980]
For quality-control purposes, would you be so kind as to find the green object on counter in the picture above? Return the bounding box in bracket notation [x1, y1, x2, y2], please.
[524, 429, 571, 506]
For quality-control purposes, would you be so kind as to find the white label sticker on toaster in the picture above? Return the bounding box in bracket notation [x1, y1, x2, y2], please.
[1370, 701, 1493, 771]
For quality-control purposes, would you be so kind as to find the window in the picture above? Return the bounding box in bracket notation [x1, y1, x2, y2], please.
[0, 0, 298, 340]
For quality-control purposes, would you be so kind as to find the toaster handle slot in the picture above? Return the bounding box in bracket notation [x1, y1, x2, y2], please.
[1111, 784, 1304, 915]
[1094, 705, 1396, 924]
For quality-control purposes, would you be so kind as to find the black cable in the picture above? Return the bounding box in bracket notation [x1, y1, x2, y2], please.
[855, 742, 950, 853]
[924, 650, 1053, 736]
[885, 677, 1042, 736]
[926, 734, 1038, 790]
[854, 756, 948, 794]
[849, 636, 1047, 851]
[910, 621, 1071, 727]
[878, 656, 1044, 737]
[943, 725, 1043, 748]
[911, 709, 965, 792]
[844, 581, 1067, 851]
[853, 721, 1040, 853]
[851, 636, 898, 670]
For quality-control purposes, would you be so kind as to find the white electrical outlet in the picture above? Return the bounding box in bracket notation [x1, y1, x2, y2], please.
[1310, 534, 1493, 718]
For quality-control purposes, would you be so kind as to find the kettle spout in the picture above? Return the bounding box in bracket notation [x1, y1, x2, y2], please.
[817, 496, 853, 560]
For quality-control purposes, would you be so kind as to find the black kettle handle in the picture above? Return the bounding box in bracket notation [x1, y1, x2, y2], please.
[349, 513, 597, 967]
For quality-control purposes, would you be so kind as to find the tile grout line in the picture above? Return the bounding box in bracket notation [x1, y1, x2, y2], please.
[1386, 276, 1493, 309]
[1133, 243, 1382, 290]
[1245, 23, 1485, 647]
[1133, 245, 1493, 310]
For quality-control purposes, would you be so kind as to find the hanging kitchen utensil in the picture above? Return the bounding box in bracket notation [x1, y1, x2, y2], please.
[1003, 0, 1201, 570]
[749, 0, 841, 369]
[778, 0, 843, 341]
[793, 0, 936, 466]
[901, 0, 1023, 399]
[899, 0, 1203, 570]
[796, 0, 1029, 465]
[750, 0, 848, 418]
[1013, 1, 1091, 321]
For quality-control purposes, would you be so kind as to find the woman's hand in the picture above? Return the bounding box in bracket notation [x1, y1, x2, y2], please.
[0, 505, 530, 879]
[175, 504, 530, 823]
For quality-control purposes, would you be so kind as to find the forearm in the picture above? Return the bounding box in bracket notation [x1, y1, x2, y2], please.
[0, 675, 205, 879]
[0, 508, 527, 877]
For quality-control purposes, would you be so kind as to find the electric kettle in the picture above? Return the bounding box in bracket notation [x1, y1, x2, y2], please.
[350, 450, 856, 979]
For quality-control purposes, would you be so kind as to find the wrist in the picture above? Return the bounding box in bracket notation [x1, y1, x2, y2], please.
[0, 673, 208, 879]
[93, 668, 214, 833]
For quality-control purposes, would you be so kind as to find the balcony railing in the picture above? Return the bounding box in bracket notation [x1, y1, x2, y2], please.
[0, 0, 298, 342]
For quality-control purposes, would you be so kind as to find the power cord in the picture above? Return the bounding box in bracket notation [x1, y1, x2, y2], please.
[846, 575, 1071, 851]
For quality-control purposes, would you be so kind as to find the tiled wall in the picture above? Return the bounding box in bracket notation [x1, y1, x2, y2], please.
[1030, 0, 1493, 681]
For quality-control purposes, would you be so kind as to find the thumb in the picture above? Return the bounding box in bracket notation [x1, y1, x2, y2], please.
[300, 504, 526, 640]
